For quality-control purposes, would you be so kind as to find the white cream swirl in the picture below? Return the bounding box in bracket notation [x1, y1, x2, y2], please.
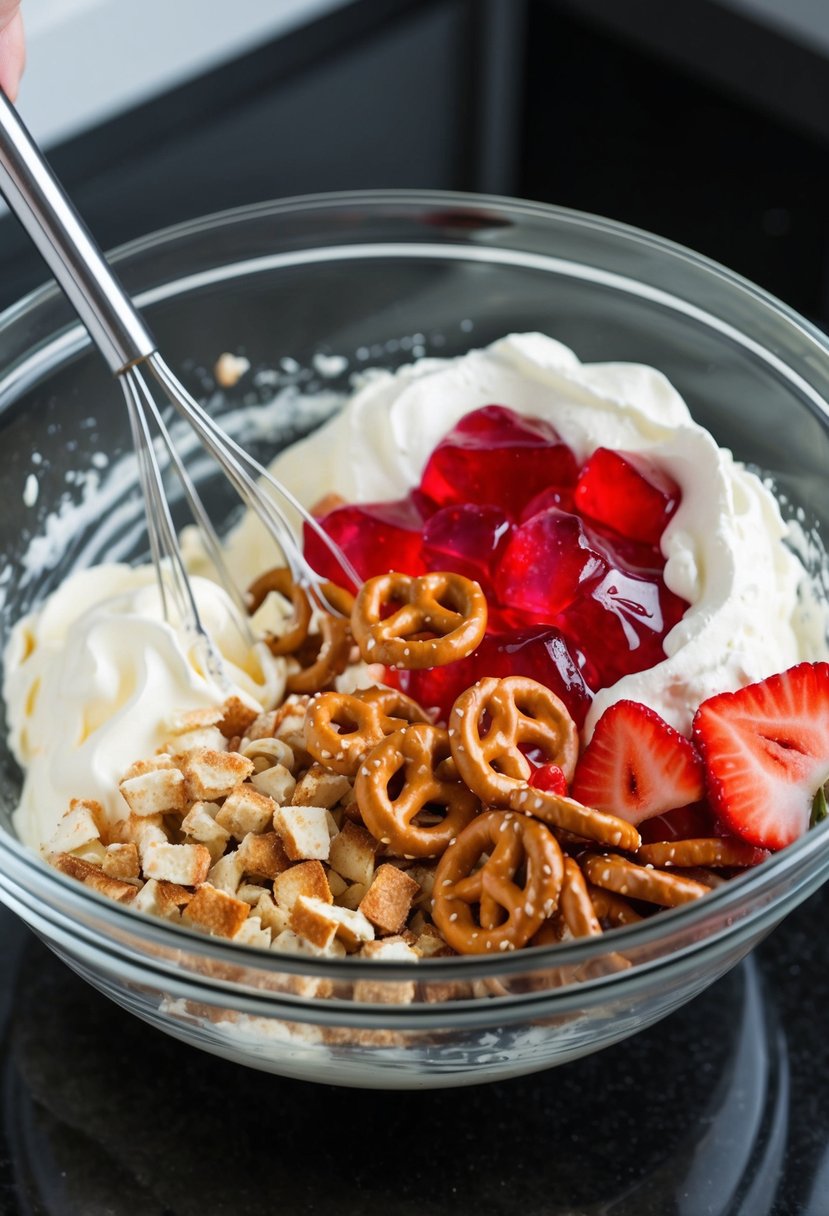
[5, 565, 284, 848]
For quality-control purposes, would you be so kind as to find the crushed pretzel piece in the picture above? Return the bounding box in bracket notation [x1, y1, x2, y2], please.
[180, 748, 254, 802]
[182, 883, 250, 938]
[359, 863, 420, 936]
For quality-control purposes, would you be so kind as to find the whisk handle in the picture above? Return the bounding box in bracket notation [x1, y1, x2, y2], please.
[0, 89, 156, 374]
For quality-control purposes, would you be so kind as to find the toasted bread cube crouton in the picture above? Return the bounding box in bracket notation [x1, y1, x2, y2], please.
[271, 928, 346, 959]
[120, 753, 176, 782]
[143, 841, 212, 886]
[166, 707, 223, 733]
[328, 821, 377, 886]
[338, 882, 368, 911]
[272, 804, 331, 861]
[236, 882, 269, 906]
[102, 842, 140, 881]
[119, 766, 187, 816]
[249, 763, 296, 804]
[48, 801, 102, 855]
[180, 800, 230, 862]
[253, 891, 290, 936]
[354, 938, 418, 1004]
[289, 895, 339, 950]
[216, 783, 275, 840]
[326, 869, 348, 898]
[115, 813, 168, 858]
[166, 725, 227, 754]
[181, 748, 254, 801]
[291, 765, 351, 809]
[359, 864, 420, 936]
[182, 883, 250, 938]
[413, 924, 453, 958]
[291, 896, 374, 950]
[272, 859, 331, 912]
[132, 877, 183, 921]
[238, 830, 290, 880]
[207, 849, 245, 894]
[51, 853, 137, 903]
[234, 915, 272, 950]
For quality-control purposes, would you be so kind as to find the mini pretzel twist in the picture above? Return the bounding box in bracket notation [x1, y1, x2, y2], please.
[449, 676, 579, 806]
[351, 571, 487, 668]
[636, 838, 769, 870]
[432, 810, 564, 954]
[286, 616, 352, 694]
[247, 567, 312, 656]
[509, 785, 641, 852]
[354, 723, 480, 857]
[582, 854, 710, 907]
[304, 687, 432, 776]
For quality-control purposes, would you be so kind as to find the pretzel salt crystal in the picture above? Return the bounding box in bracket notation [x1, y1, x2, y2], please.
[449, 676, 579, 806]
[509, 785, 641, 852]
[432, 810, 564, 954]
[637, 837, 769, 870]
[354, 723, 479, 858]
[351, 571, 487, 668]
[304, 687, 431, 776]
[582, 854, 710, 907]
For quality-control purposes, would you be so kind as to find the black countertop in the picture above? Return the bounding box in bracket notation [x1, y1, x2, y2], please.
[0, 888, 826, 1215]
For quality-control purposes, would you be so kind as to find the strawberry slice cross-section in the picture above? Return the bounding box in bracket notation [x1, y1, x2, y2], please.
[693, 661, 829, 851]
[572, 699, 705, 826]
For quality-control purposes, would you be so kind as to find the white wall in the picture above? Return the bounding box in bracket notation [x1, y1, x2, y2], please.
[18, 0, 354, 146]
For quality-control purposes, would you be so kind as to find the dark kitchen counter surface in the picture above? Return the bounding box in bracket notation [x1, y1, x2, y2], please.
[0, 887, 826, 1215]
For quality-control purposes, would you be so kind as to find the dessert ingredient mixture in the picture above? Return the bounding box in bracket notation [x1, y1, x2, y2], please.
[4, 334, 829, 970]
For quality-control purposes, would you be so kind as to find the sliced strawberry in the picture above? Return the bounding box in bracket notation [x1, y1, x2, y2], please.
[572, 699, 705, 826]
[693, 661, 829, 850]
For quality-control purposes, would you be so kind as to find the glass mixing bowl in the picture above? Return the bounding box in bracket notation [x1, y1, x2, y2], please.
[0, 190, 828, 1090]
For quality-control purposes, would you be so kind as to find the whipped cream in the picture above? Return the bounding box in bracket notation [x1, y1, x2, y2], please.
[224, 332, 827, 734]
[5, 332, 827, 850]
[5, 565, 284, 848]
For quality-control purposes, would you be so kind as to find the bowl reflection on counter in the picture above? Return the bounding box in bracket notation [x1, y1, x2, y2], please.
[1, 191, 829, 1087]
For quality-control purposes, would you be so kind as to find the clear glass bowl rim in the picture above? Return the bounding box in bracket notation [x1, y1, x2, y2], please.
[1, 187, 828, 986]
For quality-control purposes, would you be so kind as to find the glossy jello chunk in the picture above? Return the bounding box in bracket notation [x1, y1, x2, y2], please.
[395, 626, 593, 727]
[304, 496, 426, 584]
[419, 404, 578, 517]
[574, 448, 680, 546]
[421, 504, 512, 595]
[497, 508, 606, 619]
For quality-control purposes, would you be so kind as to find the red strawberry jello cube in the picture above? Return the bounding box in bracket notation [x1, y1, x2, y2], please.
[394, 625, 594, 727]
[421, 504, 512, 594]
[575, 448, 680, 546]
[497, 508, 606, 620]
[303, 496, 426, 584]
[419, 404, 579, 517]
[559, 568, 687, 686]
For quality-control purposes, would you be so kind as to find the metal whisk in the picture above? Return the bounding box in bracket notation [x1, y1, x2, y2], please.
[0, 90, 358, 676]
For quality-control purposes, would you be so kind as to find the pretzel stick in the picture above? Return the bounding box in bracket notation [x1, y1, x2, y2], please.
[584, 883, 643, 926]
[510, 786, 641, 852]
[637, 837, 769, 869]
[582, 854, 710, 907]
